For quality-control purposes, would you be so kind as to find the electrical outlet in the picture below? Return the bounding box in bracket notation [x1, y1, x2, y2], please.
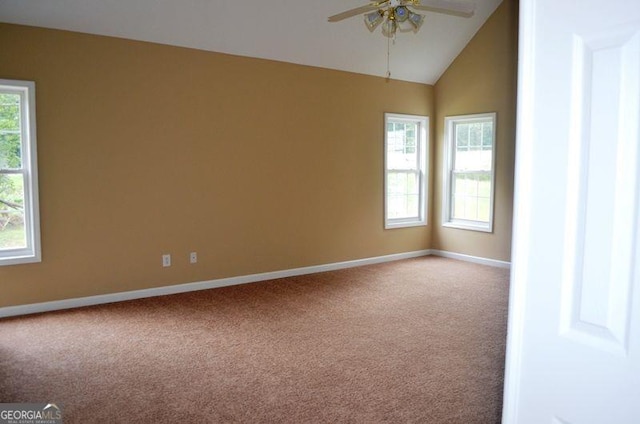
[162, 254, 171, 267]
[190, 252, 197, 264]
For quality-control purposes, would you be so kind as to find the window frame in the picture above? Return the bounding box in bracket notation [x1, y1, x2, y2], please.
[442, 112, 497, 233]
[384, 113, 429, 229]
[0, 79, 41, 266]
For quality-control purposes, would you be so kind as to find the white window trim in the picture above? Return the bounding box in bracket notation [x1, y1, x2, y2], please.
[384, 113, 429, 229]
[442, 112, 496, 233]
[0, 79, 41, 266]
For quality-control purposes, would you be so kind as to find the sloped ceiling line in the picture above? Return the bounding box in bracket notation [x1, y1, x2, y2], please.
[0, 0, 503, 84]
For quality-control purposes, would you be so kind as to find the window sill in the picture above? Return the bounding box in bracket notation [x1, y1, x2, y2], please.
[442, 220, 493, 233]
[0, 252, 41, 266]
[385, 220, 427, 230]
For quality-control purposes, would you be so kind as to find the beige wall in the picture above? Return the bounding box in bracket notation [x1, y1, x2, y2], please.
[0, 23, 434, 307]
[433, 0, 518, 262]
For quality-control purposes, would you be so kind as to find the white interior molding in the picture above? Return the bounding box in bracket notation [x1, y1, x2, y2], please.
[0, 248, 511, 319]
[430, 249, 511, 268]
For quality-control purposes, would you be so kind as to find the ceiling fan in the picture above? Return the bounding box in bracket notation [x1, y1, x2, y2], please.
[328, 0, 475, 38]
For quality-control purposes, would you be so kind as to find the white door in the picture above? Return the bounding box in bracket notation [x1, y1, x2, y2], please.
[503, 0, 640, 423]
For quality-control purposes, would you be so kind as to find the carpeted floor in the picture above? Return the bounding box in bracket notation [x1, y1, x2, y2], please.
[0, 257, 509, 423]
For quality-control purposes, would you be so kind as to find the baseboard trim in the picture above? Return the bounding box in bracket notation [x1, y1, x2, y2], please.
[0, 249, 432, 319]
[431, 249, 511, 269]
[0, 249, 510, 319]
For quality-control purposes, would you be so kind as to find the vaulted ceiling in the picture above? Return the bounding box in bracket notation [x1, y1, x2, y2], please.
[0, 0, 503, 84]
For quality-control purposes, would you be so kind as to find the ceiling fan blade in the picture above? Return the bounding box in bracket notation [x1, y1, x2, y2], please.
[410, 0, 475, 18]
[327, 2, 388, 22]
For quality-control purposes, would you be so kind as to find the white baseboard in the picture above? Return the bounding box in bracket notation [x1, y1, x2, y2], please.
[0, 248, 510, 319]
[431, 249, 511, 269]
[0, 249, 432, 319]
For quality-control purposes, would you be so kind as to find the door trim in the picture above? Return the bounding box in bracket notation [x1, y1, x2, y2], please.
[502, 0, 536, 421]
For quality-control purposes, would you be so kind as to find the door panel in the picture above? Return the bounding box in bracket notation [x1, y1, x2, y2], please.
[562, 27, 639, 357]
[503, 0, 640, 423]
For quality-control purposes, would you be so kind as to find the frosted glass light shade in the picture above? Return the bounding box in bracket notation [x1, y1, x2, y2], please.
[408, 12, 424, 31]
[394, 6, 409, 22]
[364, 11, 384, 32]
[382, 18, 397, 37]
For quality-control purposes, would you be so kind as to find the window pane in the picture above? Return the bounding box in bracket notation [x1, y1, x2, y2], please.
[452, 174, 464, 219]
[464, 196, 479, 220]
[453, 194, 465, 219]
[0, 173, 26, 250]
[452, 172, 491, 222]
[387, 194, 420, 220]
[478, 197, 491, 222]
[482, 121, 493, 147]
[387, 121, 418, 170]
[387, 172, 419, 196]
[478, 174, 491, 197]
[387, 171, 419, 219]
[455, 143, 479, 172]
[453, 120, 492, 172]
[469, 123, 482, 149]
[0, 93, 22, 170]
[464, 174, 478, 196]
[455, 123, 469, 148]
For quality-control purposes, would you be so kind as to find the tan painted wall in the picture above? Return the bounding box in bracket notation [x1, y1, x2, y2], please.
[0, 23, 434, 307]
[433, 0, 518, 262]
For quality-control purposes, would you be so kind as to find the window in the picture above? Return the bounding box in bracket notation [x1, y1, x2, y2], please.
[384, 113, 428, 229]
[442, 113, 496, 232]
[0, 80, 40, 265]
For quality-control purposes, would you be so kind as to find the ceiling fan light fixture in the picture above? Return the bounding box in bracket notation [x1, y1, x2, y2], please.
[364, 10, 384, 32]
[329, 0, 474, 38]
[394, 6, 409, 22]
[381, 18, 397, 38]
[397, 19, 416, 33]
[408, 11, 425, 32]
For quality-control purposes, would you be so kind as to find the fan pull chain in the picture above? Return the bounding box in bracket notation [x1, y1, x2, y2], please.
[386, 33, 396, 80]
[386, 34, 391, 79]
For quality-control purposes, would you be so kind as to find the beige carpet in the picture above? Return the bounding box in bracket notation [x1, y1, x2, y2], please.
[0, 257, 510, 423]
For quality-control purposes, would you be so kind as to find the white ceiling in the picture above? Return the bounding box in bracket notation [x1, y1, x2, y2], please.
[0, 0, 503, 84]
